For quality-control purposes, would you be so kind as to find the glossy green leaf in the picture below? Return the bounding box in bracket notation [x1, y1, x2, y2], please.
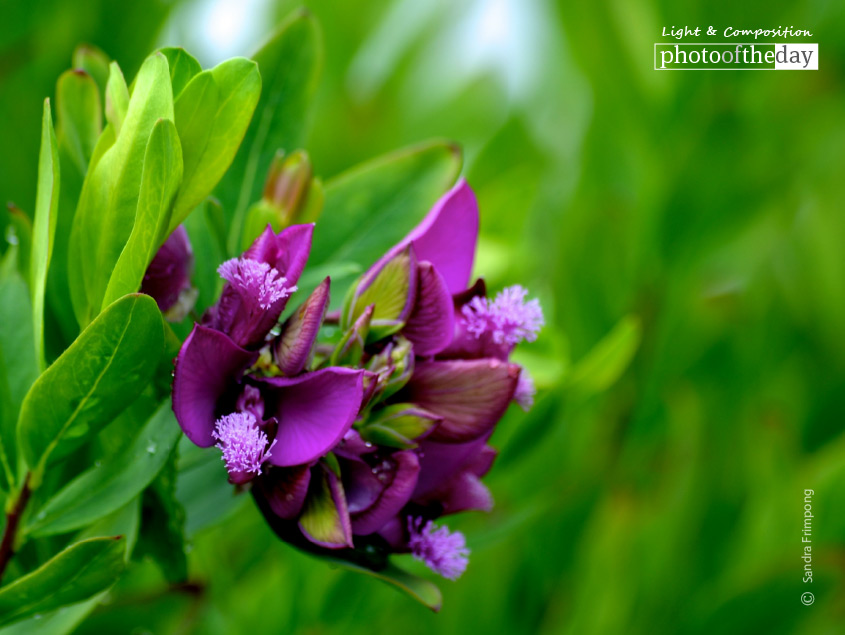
[169, 57, 260, 232]
[158, 47, 201, 100]
[567, 315, 641, 395]
[17, 294, 164, 481]
[104, 62, 129, 136]
[220, 10, 322, 253]
[310, 141, 462, 307]
[55, 70, 101, 174]
[69, 53, 173, 326]
[27, 400, 181, 536]
[30, 99, 61, 371]
[0, 537, 125, 627]
[327, 559, 442, 612]
[183, 198, 226, 315]
[102, 119, 183, 308]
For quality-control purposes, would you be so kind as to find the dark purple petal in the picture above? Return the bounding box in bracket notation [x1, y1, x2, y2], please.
[258, 368, 365, 467]
[349, 450, 420, 535]
[413, 436, 490, 498]
[404, 179, 478, 294]
[255, 464, 312, 519]
[402, 262, 454, 356]
[298, 463, 353, 549]
[403, 359, 520, 443]
[140, 225, 195, 317]
[274, 277, 330, 375]
[172, 325, 258, 447]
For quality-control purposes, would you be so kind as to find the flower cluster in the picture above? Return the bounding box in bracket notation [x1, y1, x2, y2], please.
[170, 180, 543, 581]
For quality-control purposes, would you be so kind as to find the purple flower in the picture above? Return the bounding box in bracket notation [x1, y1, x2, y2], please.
[172, 224, 365, 483]
[140, 225, 197, 321]
[206, 224, 312, 349]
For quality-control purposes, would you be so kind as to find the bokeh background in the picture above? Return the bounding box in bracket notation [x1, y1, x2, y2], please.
[2, 0, 845, 633]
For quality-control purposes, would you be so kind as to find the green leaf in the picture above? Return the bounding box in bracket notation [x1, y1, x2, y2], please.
[17, 294, 164, 481]
[4, 206, 32, 283]
[134, 445, 188, 583]
[69, 53, 174, 326]
[0, 270, 38, 488]
[0, 537, 125, 627]
[567, 315, 641, 395]
[30, 99, 61, 371]
[309, 141, 462, 307]
[183, 198, 226, 315]
[220, 10, 322, 254]
[327, 559, 442, 612]
[169, 57, 260, 232]
[71, 44, 110, 104]
[175, 438, 247, 537]
[26, 400, 181, 536]
[104, 62, 129, 136]
[55, 70, 102, 175]
[158, 47, 201, 100]
[102, 118, 183, 308]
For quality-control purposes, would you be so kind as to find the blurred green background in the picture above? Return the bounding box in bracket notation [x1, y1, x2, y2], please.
[2, 0, 845, 633]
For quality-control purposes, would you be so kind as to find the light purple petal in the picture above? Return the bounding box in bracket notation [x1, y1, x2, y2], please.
[274, 277, 330, 375]
[350, 450, 420, 535]
[403, 359, 520, 443]
[402, 262, 454, 356]
[405, 179, 478, 294]
[258, 368, 365, 467]
[255, 464, 312, 519]
[172, 325, 258, 447]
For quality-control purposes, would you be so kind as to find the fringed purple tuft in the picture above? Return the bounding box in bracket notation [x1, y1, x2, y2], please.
[407, 516, 470, 580]
[212, 412, 275, 477]
[463, 285, 544, 347]
[218, 257, 297, 309]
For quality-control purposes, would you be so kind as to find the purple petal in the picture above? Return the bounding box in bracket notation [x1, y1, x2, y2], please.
[258, 368, 365, 467]
[405, 179, 478, 294]
[419, 471, 493, 515]
[403, 359, 520, 443]
[413, 436, 489, 498]
[350, 450, 420, 535]
[172, 325, 258, 447]
[140, 225, 194, 315]
[298, 463, 353, 549]
[274, 277, 330, 375]
[402, 262, 454, 356]
[255, 464, 312, 519]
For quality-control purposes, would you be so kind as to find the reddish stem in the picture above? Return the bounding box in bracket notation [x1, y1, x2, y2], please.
[0, 474, 32, 584]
